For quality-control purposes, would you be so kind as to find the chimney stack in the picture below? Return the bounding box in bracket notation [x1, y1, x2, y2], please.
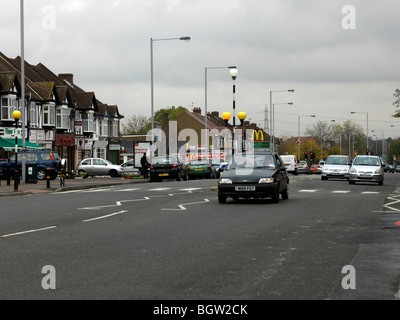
[58, 73, 74, 86]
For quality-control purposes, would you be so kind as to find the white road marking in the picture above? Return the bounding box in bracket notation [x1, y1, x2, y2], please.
[82, 210, 128, 222]
[78, 197, 150, 210]
[298, 189, 318, 193]
[361, 191, 380, 194]
[162, 199, 211, 211]
[1, 226, 57, 238]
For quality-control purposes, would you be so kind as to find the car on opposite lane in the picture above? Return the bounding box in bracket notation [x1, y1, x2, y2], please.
[308, 164, 319, 174]
[76, 158, 123, 178]
[120, 159, 139, 175]
[149, 156, 188, 182]
[321, 155, 351, 180]
[298, 161, 309, 174]
[218, 152, 289, 204]
[187, 159, 216, 179]
[349, 155, 384, 185]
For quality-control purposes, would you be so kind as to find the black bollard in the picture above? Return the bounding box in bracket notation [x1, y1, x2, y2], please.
[14, 165, 19, 192]
[6, 164, 11, 186]
[46, 166, 51, 188]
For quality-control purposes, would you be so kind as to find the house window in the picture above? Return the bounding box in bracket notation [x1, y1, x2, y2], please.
[99, 119, 108, 136]
[110, 119, 119, 137]
[43, 104, 55, 126]
[1, 95, 18, 121]
[56, 107, 70, 129]
[83, 113, 95, 132]
[29, 102, 39, 127]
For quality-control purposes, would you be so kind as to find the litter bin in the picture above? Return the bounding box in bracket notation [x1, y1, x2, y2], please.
[26, 162, 38, 183]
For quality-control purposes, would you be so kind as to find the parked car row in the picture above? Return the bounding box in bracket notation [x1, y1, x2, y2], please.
[75, 156, 225, 181]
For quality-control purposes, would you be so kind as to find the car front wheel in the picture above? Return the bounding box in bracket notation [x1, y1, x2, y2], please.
[218, 193, 226, 204]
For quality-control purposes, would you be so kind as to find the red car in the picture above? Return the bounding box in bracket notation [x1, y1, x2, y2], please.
[308, 164, 319, 174]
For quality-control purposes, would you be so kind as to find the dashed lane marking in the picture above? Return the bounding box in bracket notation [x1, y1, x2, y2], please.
[1, 226, 57, 238]
[82, 210, 128, 222]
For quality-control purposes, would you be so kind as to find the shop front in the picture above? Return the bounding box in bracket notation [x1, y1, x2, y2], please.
[55, 133, 75, 171]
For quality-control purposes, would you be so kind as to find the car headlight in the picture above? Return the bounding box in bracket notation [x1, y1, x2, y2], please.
[374, 169, 382, 174]
[350, 168, 357, 174]
[259, 177, 274, 183]
[219, 178, 232, 184]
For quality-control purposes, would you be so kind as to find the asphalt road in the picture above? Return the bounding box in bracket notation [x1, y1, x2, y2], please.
[0, 173, 399, 300]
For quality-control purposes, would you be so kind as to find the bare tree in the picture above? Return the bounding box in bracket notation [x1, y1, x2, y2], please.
[121, 114, 150, 135]
[305, 120, 336, 144]
[392, 89, 400, 117]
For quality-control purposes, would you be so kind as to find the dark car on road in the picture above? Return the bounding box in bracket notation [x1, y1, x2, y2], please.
[0, 150, 61, 180]
[218, 152, 289, 203]
[384, 165, 395, 173]
[150, 156, 188, 182]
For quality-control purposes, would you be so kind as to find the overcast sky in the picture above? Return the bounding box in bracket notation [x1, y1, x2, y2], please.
[2, 0, 400, 138]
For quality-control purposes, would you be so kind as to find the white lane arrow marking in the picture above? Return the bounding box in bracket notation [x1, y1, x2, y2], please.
[161, 198, 211, 211]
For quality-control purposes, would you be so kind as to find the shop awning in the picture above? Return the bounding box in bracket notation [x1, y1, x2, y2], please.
[0, 137, 45, 151]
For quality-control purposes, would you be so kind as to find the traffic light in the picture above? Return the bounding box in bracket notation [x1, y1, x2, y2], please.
[310, 152, 315, 160]
[304, 151, 308, 160]
[365, 149, 369, 155]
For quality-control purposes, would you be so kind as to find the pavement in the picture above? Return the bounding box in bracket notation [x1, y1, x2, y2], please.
[0, 176, 149, 197]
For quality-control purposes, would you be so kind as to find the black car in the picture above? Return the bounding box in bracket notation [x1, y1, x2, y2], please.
[149, 156, 188, 182]
[384, 165, 395, 173]
[218, 152, 289, 203]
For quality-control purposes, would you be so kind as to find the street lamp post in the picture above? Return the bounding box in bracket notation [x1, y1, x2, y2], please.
[12, 110, 21, 191]
[204, 66, 236, 153]
[20, 0, 26, 184]
[272, 102, 293, 153]
[150, 36, 190, 157]
[351, 111, 369, 150]
[270, 89, 294, 152]
[298, 115, 315, 160]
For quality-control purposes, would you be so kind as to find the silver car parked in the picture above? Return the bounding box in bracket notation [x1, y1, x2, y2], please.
[76, 158, 123, 178]
[349, 155, 384, 185]
[321, 155, 351, 180]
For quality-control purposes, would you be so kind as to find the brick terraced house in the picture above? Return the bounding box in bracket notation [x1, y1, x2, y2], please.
[0, 52, 123, 171]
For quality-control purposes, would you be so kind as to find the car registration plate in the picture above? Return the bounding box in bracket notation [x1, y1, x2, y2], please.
[159, 173, 169, 177]
[194, 167, 202, 171]
[235, 186, 256, 191]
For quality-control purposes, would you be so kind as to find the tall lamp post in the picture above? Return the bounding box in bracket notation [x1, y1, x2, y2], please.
[298, 114, 315, 160]
[204, 66, 236, 153]
[270, 89, 294, 152]
[12, 110, 21, 191]
[272, 102, 293, 152]
[20, 0, 26, 184]
[150, 36, 190, 156]
[350, 111, 369, 150]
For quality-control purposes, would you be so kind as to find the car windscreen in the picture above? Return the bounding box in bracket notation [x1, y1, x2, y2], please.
[228, 154, 276, 169]
[152, 157, 177, 164]
[325, 157, 349, 165]
[353, 157, 380, 166]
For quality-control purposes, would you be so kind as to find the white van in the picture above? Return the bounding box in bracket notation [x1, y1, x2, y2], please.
[280, 155, 298, 175]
